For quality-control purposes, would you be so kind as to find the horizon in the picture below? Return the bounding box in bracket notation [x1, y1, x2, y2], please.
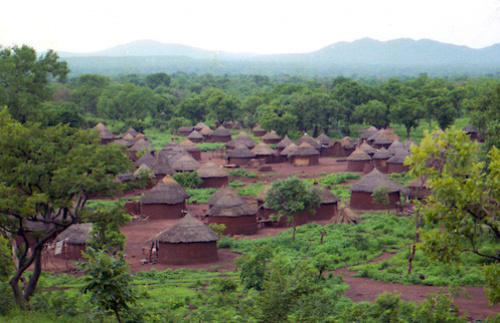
[2, 1, 499, 55]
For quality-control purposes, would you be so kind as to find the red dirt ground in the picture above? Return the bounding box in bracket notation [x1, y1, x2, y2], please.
[44, 152, 499, 320]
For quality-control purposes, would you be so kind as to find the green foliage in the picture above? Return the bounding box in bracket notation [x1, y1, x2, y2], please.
[235, 182, 266, 196]
[304, 172, 360, 189]
[235, 245, 274, 290]
[84, 207, 131, 253]
[79, 248, 137, 322]
[228, 180, 245, 187]
[0, 236, 13, 282]
[0, 45, 69, 123]
[227, 168, 259, 178]
[208, 223, 227, 237]
[173, 170, 203, 189]
[186, 188, 218, 204]
[371, 185, 390, 206]
[484, 263, 500, 305]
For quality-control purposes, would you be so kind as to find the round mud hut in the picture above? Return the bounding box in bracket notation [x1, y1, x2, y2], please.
[372, 148, 392, 173]
[316, 133, 335, 157]
[252, 124, 267, 137]
[276, 135, 294, 153]
[211, 126, 232, 143]
[140, 175, 189, 219]
[172, 154, 200, 172]
[147, 214, 219, 265]
[93, 122, 114, 144]
[295, 133, 321, 151]
[187, 130, 204, 143]
[346, 148, 371, 172]
[349, 168, 404, 210]
[332, 137, 357, 157]
[359, 126, 378, 142]
[262, 130, 282, 144]
[199, 126, 213, 142]
[197, 163, 230, 188]
[226, 131, 257, 150]
[226, 144, 256, 166]
[193, 122, 208, 132]
[251, 142, 276, 164]
[387, 149, 410, 174]
[177, 126, 194, 137]
[206, 190, 258, 235]
[289, 142, 320, 166]
[53, 223, 92, 260]
[310, 185, 340, 221]
[179, 139, 201, 161]
[279, 142, 298, 162]
[407, 176, 431, 201]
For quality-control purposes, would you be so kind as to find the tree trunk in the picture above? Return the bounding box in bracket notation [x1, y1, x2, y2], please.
[408, 207, 422, 275]
[313, 124, 319, 138]
[23, 249, 43, 302]
[114, 307, 122, 323]
[9, 273, 24, 309]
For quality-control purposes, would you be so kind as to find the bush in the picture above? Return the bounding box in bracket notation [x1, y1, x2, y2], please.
[173, 171, 203, 189]
[227, 169, 259, 178]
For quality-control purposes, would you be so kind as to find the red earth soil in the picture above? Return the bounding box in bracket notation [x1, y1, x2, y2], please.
[44, 153, 499, 320]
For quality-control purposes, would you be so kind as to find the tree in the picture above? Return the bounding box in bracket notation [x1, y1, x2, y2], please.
[265, 177, 320, 241]
[145, 72, 170, 89]
[0, 108, 131, 308]
[79, 248, 137, 323]
[353, 99, 390, 129]
[390, 98, 425, 138]
[406, 127, 500, 303]
[71, 74, 110, 115]
[0, 45, 69, 123]
[204, 89, 240, 124]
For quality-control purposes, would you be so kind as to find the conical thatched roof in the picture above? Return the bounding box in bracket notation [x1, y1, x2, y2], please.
[199, 126, 213, 136]
[387, 140, 405, 154]
[372, 147, 392, 160]
[54, 223, 92, 244]
[212, 125, 231, 137]
[347, 148, 371, 161]
[135, 151, 155, 168]
[311, 185, 340, 204]
[407, 176, 429, 189]
[227, 144, 256, 158]
[197, 162, 229, 179]
[373, 136, 393, 146]
[370, 128, 400, 143]
[172, 154, 200, 172]
[280, 142, 298, 156]
[130, 138, 154, 152]
[123, 127, 139, 138]
[226, 132, 257, 149]
[339, 136, 357, 149]
[207, 186, 234, 207]
[330, 205, 360, 225]
[463, 123, 478, 134]
[140, 175, 189, 205]
[93, 122, 114, 140]
[207, 190, 257, 217]
[276, 135, 294, 149]
[187, 130, 203, 140]
[134, 163, 155, 179]
[403, 139, 416, 150]
[178, 126, 194, 133]
[316, 133, 335, 147]
[262, 130, 282, 141]
[289, 142, 320, 157]
[194, 122, 208, 131]
[387, 150, 410, 164]
[148, 214, 219, 243]
[179, 139, 201, 152]
[113, 134, 136, 147]
[252, 124, 265, 132]
[163, 138, 180, 149]
[350, 168, 404, 193]
[251, 143, 274, 156]
[360, 142, 378, 155]
[150, 153, 176, 176]
[256, 184, 270, 202]
[359, 126, 379, 140]
[295, 133, 321, 150]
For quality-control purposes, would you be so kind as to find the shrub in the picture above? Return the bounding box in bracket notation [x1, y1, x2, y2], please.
[173, 171, 203, 189]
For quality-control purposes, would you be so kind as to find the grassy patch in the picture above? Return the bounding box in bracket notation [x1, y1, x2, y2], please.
[228, 180, 245, 188]
[85, 196, 141, 210]
[227, 169, 259, 178]
[186, 188, 218, 204]
[235, 182, 266, 196]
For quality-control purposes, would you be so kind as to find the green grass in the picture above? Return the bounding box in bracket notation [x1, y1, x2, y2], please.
[228, 180, 245, 188]
[304, 172, 361, 189]
[387, 172, 412, 187]
[235, 182, 266, 196]
[227, 169, 259, 178]
[143, 128, 223, 152]
[186, 188, 218, 204]
[85, 196, 141, 210]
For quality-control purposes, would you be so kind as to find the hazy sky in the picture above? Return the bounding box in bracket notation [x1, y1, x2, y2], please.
[2, 0, 500, 54]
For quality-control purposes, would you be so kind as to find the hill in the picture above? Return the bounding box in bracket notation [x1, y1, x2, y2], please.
[58, 38, 500, 77]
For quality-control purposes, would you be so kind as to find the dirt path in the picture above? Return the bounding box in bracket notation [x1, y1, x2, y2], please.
[333, 253, 500, 320]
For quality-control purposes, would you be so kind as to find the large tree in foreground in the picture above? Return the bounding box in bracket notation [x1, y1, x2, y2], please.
[0, 108, 131, 308]
[406, 127, 500, 303]
[0, 45, 69, 123]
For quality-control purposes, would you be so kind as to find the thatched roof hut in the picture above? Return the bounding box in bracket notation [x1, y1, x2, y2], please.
[172, 154, 200, 172]
[123, 127, 139, 138]
[350, 168, 404, 209]
[140, 175, 188, 219]
[226, 131, 257, 149]
[387, 140, 405, 154]
[280, 142, 298, 157]
[187, 130, 204, 143]
[252, 124, 266, 137]
[295, 133, 321, 150]
[134, 151, 155, 168]
[372, 148, 392, 173]
[177, 126, 194, 137]
[407, 176, 431, 200]
[206, 190, 258, 235]
[197, 163, 229, 188]
[53, 223, 92, 260]
[262, 130, 282, 144]
[251, 143, 275, 163]
[360, 142, 378, 156]
[347, 148, 372, 172]
[226, 144, 256, 166]
[148, 214, 219, 265]
[130, 138, 154, 152]
[289, 142, 320, 166]
[194, 122, 208, 131]
[179, 139, 201, 160]
[199, 126, 213, 138]
[316, 133, 335, 147]
[276, 135, 294, 151]
[134, 163, 155, 179]
[207, 186, 235, 208]
[359, 126, 378, 141]
[93, 122, 114, 142]
[387, 150, 411, 173]
[347, 148, 371, 161]
[212, 126, 232, 142]
[332, 136, 357, 157]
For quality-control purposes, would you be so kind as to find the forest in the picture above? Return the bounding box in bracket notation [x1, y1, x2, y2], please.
[1, 44, 500, 322]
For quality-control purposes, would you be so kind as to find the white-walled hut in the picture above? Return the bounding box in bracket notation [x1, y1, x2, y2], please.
[147, 214, 219, 265]
[139, 175, 189, 219]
